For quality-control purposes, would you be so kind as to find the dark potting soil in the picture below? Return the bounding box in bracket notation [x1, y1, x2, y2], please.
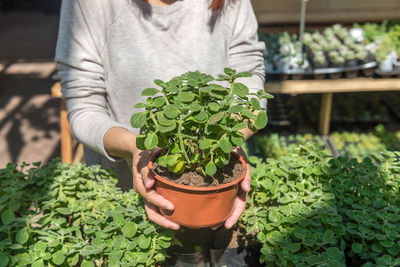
[152, 155, 245, 187]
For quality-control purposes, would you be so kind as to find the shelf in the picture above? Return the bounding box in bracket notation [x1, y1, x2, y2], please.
[266, 78, 400, 95]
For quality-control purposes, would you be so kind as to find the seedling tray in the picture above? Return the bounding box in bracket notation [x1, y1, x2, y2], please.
[266, 61, 377, 80]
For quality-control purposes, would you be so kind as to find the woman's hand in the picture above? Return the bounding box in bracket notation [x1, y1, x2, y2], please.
[223, 146, 251, 229]
[131, 148, 180, 230]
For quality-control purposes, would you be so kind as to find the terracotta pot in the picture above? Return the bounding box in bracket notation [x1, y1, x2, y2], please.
[148, 151, 247, 228]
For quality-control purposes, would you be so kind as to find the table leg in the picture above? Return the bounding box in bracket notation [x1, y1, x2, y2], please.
[318, 93, 333, 136]
[60, 99, 72, 163]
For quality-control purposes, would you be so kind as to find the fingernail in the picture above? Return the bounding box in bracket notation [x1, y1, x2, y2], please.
[244, 180, 250, 191]
[225, 223, 232, 229]
[166, 204, 174, 211]
[144, 179, 152, 187]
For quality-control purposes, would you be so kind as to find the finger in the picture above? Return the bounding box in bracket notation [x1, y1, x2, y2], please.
[141, 167, 155, 189]
[145, 201, 180, 230]
[134, 175, 174, 210]
[225, 189, 247, 229]
[240, 165, 251, 192]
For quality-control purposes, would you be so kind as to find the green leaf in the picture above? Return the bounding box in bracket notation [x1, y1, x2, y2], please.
[130, 112, 147, 128]
[178, 92, 196, 102]
[159, 122, 176, 133]
[153, 97, 165, 108]
[233, 83, 249, 97]
[228, 105, 243, 114]
[199, 139, 213, 150]
[32, 259, 44, 267]
[379, 240, 395, 248]
[209, 112, 224, 124]
[255, 110, 268, 129]
[56, 207, 72, 215]
[232, 123, 246, 131]
[0, 253, 9, 267]
[136, 135, 146, 150]
[167, 155, 179, 167]
[1, 209, 14, 225]
[224, 68, 235, 75]
[231, 135, 244, 146]
[250, 98, 261, 110]
[218, 137, 232, 153]
[194, 111, 208, 123]
[138, 235, 151, 249]
[141, 88, 160, 96]
[205, 161, 217, 176]
[154, 79, 165, 87]
[145, 133, 158, 150]
[235, 71, 252, 78]
[352, 243, 363, 254]
[9, 199, 20, 212]
[70, 254, 79, 265]
[157, 112, 174, 126]
[52, 251, 65, 265]
[189, 102, 202, 112]
[158, 155, 168, 167]
[122, 221, 138, 238]
[15, 228, 29, 244]
[171, 160, 185, 173]
[134, 102, 146, 108]
[208, 102, 220, 112]
[81, 260, 95, 267]
[163, 105, 179, 119]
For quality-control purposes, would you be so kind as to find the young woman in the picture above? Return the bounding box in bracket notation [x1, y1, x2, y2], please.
[56, 0, 265, 234]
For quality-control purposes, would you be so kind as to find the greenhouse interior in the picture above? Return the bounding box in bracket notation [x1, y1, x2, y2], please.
[1, 0, 400, 266]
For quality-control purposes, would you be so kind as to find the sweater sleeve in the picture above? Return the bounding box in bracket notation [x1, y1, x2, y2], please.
[55, 0, 130, 162]
[225, 0, 266, 103]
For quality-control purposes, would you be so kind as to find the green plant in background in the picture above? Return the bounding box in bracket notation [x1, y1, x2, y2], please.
[130, 69, 272, 176]
[388, 24, 400, 58]
[0, 160, 175, 266]
[242, 148, 400, 266]
[375, 35, 396, 63]
[243, 148, 346, 267]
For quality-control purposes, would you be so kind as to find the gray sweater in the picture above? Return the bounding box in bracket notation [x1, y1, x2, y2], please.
[55, 0, 265, 189]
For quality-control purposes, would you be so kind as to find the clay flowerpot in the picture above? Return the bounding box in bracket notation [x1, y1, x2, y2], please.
[148, 151, 247, 228]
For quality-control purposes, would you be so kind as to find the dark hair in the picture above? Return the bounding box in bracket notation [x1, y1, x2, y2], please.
[210, 0, 225, 10]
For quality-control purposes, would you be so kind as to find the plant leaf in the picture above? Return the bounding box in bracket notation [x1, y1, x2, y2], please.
[122, 221, 138, 238]
[130, 112, 147, 128]
[199, 139, 213, 150]
[141, 88, 160, 96]
[1, 209, 14, 225]
[205, 161, 217, 176]
[250, 98, 261, 110]
[15, 228, 29, 244]
[218, 137, 232, 153]
[136, 135, 146, 150]
[255, 110, 268, 129]
[163, 105, 179, 119]
[178, 92, 196, 102]
[228, 105, 243, 114]
[209, 112, 224, 125]
[52, 251, 65, 265]
[144, 133, 158, 150]
[159, 122, 176, 133]
[233, 83, 249, 97]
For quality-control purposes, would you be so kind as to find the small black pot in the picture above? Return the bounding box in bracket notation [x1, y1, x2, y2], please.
[345, 59, 359, 67]
[209, 245, 263, 267]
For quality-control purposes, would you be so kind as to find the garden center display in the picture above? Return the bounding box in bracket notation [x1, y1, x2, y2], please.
[260, 21, 400, 80]
[130, 69, 272, 227]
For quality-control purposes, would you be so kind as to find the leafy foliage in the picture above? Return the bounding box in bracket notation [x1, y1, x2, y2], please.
[131, 69, 272, 176]
[0, 160, 174, 266]
[243, 148, 400, 266]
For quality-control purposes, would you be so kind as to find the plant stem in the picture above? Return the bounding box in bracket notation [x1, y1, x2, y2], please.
[178, 120, 191, 164]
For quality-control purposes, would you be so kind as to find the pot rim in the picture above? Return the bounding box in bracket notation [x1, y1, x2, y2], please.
[148, 150, 247, 192]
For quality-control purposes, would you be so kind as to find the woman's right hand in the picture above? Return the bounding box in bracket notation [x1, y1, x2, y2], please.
[131, 148, 180, 230]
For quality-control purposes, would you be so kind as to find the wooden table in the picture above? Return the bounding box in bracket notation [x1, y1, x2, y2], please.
[265, 78, 400, 135]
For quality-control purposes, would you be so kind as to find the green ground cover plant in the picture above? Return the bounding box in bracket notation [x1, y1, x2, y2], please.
[130, 69, 272, 177]
[243, 133, 329, 159]
[0, 160, 175, 267]
[242, 148, 400, 266]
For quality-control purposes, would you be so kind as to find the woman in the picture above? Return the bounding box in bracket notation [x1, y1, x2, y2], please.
[56, 0, 264, 241]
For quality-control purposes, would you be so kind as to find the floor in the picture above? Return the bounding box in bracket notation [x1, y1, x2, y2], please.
[0, 11, 61, 167]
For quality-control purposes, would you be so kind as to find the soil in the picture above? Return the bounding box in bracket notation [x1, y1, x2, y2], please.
[152, 155, 245, 187]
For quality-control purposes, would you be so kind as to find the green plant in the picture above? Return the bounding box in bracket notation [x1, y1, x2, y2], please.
[0, 160, 175, 266]
[242, 147, 400, 266]
[375, 35, 396, 63]
[243, 149, 346, 266]
[130, 69, 272, 176]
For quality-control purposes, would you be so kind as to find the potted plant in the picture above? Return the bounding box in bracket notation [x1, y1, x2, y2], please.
[130, 69, 272, 228]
